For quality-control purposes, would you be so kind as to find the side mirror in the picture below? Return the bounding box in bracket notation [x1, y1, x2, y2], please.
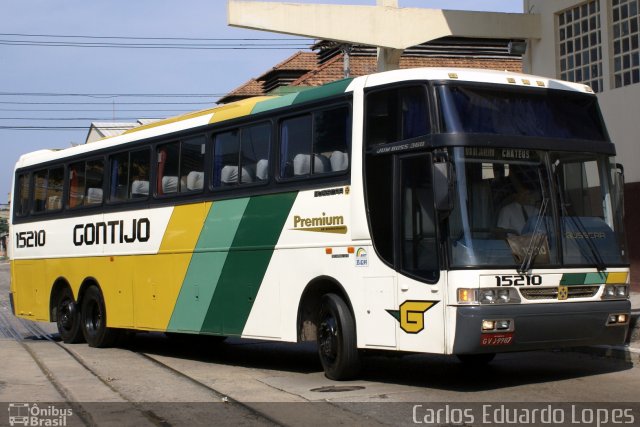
[433, 161, 454, 216]
[615, 163, 625, 219]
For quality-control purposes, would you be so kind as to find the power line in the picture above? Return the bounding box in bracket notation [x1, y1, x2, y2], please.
[0, 118, 164, 121]
[0, 32, 313, 41]
[0, 126, 131, 130]
[0, 92, 221, 97]
[0, 40, 311, 50]
[0, 101, 216, 105]
[0, 108, 190, 112]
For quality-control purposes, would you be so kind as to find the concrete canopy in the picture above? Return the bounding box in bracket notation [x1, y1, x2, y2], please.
[227, 1, 541, 51]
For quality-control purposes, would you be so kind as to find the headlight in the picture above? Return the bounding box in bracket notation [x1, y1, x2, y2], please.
[602, 285, 628, 300]
[457, 288, 520, 304]
[479, 289, 496, 304]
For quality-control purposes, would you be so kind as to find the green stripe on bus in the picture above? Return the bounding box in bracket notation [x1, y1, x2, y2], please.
[167, 198, 250, 333]
[251, 93, 299, 115]
[200, 192, 297, 335]
[560, 272, 609, 285]
[584, 272, 608, 285]
[291, 78, 353, 105]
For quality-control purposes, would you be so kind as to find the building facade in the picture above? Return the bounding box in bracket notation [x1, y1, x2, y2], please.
[525, 0, 640, 284]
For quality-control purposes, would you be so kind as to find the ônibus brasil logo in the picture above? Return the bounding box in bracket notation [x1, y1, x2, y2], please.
[8, 403, 72, 427]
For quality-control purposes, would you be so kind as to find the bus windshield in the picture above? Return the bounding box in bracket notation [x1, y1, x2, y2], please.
[447, 147, 628, 269]
[438, 84, 608, 141]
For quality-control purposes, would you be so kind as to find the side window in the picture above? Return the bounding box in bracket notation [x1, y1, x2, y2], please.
[158, 137, 206, 195]
[33, 167, 64, 213]
[181, 136, 206, 192]
[280, 115, 311, 178]
[314, 106, 350, 173]
[400, 155, 438, 282]
[366, 86, 429, 146]
[85, 160, 105, 205]
[241, 123, 271, 183]
[109, 149, 150, 201]
[69, 159, 104, 208]
[213, 130, 240, 187]
[279, 106, 350, 179]
[15, 173, 31, 217]
[157, 142, 180, 195]
[214, 124, 271, 187]
[33, 170, 48, 212]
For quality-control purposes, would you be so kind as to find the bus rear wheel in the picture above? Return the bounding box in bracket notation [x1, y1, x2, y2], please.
[55, 287, 84, 344]
[80, 286, 120, 348]
[317, 293, 360, 380]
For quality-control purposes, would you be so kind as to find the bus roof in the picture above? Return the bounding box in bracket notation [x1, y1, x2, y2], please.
[14, 68, 594, 170]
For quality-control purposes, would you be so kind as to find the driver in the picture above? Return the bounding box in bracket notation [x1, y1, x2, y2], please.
[497, 181, 537, 235]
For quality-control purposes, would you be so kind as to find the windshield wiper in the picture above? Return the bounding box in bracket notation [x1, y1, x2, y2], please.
[517, 168, 550, 273]
[554, 163, 606, 271]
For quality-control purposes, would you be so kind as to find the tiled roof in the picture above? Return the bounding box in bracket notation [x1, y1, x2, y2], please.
[219, 38, 524, 103]
[290, 54, 522, 87]
[256, 51, 317, 78]
[217, 79, 264, 104]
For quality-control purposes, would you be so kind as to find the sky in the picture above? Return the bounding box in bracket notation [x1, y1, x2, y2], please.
[0, 0, 523, 205]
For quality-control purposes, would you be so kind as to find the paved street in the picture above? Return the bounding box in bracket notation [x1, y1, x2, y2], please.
[2, 261, 640, 426]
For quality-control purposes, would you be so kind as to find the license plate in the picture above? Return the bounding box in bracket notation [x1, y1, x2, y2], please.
[481, 333, 514, 346]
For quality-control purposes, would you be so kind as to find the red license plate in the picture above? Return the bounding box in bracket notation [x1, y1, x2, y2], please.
[481, 333, 514, 346]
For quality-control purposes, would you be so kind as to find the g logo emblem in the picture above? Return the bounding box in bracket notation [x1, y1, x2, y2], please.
[387, 300, 439, 334]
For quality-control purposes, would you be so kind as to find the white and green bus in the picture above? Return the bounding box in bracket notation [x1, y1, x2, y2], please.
[10, 68, 630, 380]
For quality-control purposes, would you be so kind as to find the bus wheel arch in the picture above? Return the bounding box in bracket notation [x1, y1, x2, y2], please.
[297, 277, 361, 380]
[50, 278, 85, 344]
[78, 278, 120, 348]
[297, 276, 353, 343]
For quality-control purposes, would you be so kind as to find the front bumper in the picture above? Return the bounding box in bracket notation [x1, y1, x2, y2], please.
[452, 300, 630, 354]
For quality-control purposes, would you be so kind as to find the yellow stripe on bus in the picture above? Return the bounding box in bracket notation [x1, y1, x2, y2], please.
[11, 203, 213, 331]
[606, 272, 629, 284]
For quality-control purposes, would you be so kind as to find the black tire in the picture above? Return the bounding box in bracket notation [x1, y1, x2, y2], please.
[55, 287, 85, 344]
[80, 285, 120, 348]
[317, 293, 360, 380]
[457, 353, 496, 366]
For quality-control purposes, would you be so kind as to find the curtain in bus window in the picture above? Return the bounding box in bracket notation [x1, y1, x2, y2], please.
[241, 123, 270, 183]
[17, 174, 30, 216]
[68, 163, 83, 208]
[401, 87, 428, 139]
[33, 170, 48, 213]
[280, 122, 289, 178]
[442, 86, 606, 140]
[110, 159, 119, 200]
[157, 148, 166, 196]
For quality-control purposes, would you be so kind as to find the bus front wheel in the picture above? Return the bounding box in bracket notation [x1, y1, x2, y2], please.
[80, 286, 120, 348]
[55, 287, 85, 344]
[317, 293, 360, 380]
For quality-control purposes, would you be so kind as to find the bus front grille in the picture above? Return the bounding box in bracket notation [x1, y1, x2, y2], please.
[520, 286, 600, 300]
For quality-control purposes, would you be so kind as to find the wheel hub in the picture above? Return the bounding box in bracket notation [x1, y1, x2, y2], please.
[59, 300, 75, 331]
[319, 317, 338, 360]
